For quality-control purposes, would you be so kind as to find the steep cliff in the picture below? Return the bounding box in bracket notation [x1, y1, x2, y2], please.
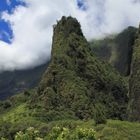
[29, 16, 128, 121]
[90, 27, 137, 76]
[129, 25, 140, 121]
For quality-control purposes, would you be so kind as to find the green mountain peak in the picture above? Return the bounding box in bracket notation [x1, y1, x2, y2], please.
[29, 16, 128, 121]
[1, 16, 140, 140]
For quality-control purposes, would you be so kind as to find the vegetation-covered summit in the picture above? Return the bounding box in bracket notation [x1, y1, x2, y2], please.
[0, 16, 140, 140]
[28, 16, 129, 121]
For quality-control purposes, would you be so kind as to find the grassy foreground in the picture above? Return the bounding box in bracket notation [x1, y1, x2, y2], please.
[96, 120, 140, 140]
[0, 98, 140, 139]
[1, 105, 140, 140]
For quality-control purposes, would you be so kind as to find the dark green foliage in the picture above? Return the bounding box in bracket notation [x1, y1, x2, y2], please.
[55, 16, 83, 37]
[129, 25, 140, 121]
[93, 103, 107, 125]
[31, 16, 128, 121]
[90, 27, 137, 76]
[0, 16, 136, 139]
[115, 27, 137, 75]
[3, 100, 12, 109]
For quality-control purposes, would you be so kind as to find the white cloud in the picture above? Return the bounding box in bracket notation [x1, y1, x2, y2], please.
[0, 0, 140, 71]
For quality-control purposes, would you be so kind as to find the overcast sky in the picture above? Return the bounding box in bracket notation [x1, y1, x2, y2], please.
[0, 0, 140, 71]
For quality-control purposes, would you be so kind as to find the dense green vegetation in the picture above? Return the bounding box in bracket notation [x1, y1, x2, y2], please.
[0, 23, 136, 100]
[1, 107, 140, 140]
[2, 126, 96, 140]
[32, 16, 128, 121]
[2, 120, 140, 140]
[129, 26, 140, 121]
[0, 16, 140, 139]
[90, 27, 137, 76]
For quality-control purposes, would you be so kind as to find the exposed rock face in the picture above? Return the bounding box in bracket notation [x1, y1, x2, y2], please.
[129, 25, 140, 121]
[32, 16, 128, 121]
[114, 27, 137, 75]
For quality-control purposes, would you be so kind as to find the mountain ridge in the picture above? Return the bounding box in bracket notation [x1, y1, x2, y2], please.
[90, 26, 137, 76]
[129, 24, 140, 121]
[0, 16, 140, 139]
[30, 16, 128, 121]
[0, 62, 48, 100]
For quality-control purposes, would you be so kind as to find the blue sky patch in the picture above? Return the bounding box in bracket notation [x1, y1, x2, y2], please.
[0, 0, 26, 14]
[0, 19, 13, 43]
[77, 0, 87, 11]
[0, 0, 87, 44]
[0, 0, 26, 44]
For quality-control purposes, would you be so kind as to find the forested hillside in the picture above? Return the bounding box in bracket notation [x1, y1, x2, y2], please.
[129, 25, 140, 121]
[0, 17, 140, 140]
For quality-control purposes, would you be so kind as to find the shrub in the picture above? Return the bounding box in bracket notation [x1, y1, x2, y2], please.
[3, 100, 12, 109]
[14, 127, 43, 140]
[47, 126, 96, 140]
[94, 103, 107, 125]
[13, 127, 96, 140]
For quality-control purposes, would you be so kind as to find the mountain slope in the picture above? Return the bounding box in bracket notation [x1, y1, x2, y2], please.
[129, 25, 140, 121]
[0, 26, 136, 100]
[0, 62, 48, 100]
[0, 16, 139, 140]
[29, 16, 128, 121]
[90, 27, 137, 76]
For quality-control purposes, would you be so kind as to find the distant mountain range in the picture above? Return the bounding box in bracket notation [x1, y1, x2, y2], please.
[0, 62, 48, 100]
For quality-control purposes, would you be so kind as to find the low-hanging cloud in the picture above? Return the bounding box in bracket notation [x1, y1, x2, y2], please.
[0, 0, 140, 71]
